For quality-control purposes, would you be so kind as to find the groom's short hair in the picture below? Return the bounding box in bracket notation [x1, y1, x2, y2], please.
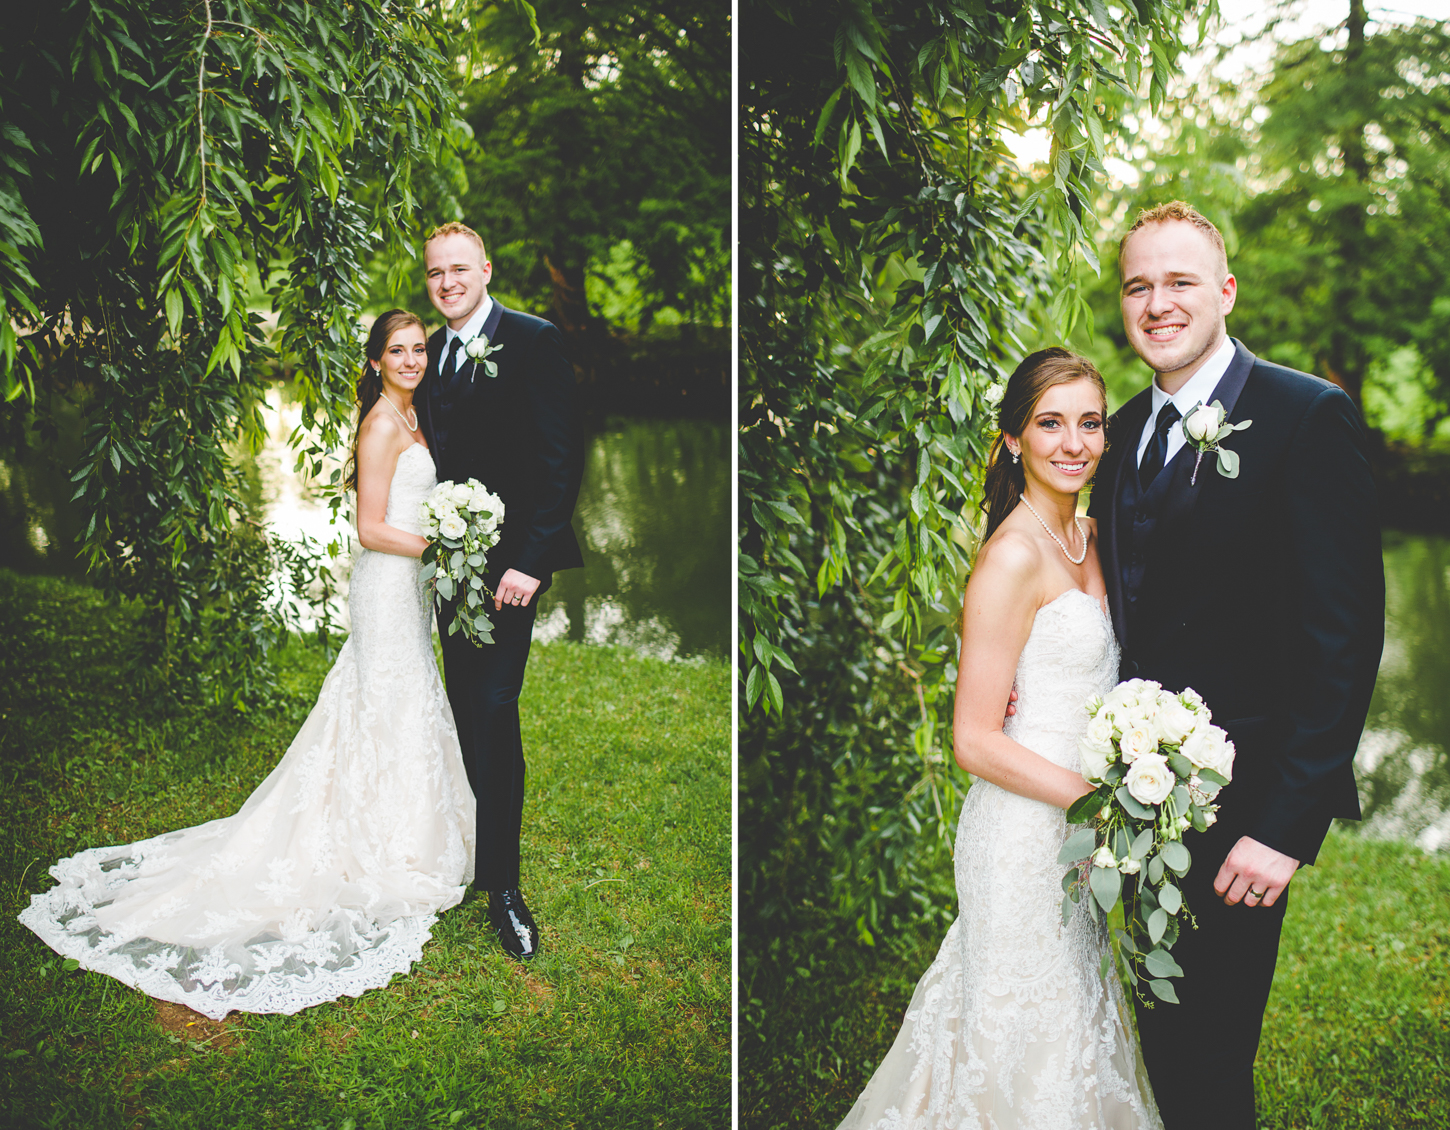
[425, 222, 488, 262]
[1118, 202, 1228, 283]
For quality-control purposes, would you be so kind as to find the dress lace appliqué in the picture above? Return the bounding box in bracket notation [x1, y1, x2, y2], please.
[18, 445, 476, 1020]
[837, 590, 1162, 1130]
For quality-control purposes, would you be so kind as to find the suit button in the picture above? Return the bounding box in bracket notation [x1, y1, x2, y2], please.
[1125, 661, 1139, 675]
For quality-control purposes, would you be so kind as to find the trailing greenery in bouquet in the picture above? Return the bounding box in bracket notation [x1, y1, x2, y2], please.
[419, 479, 505, 646]
[1058, 679, 1236, 1005]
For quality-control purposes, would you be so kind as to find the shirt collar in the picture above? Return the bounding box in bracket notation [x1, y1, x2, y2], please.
[443, 296, 494, 351]
[1150, 334, 1237, 418]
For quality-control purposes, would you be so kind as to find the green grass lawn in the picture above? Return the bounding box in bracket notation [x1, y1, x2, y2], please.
[742, 835, 1450, 1129]
[0, 571, 730, 1129]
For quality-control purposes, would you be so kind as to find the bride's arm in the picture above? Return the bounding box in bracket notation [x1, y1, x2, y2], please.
[951, 533, 1097, 811]
[356, 413, 430, 558]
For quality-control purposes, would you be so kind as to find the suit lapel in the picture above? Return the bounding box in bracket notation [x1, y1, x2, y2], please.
[1103, 388, 1152, 644]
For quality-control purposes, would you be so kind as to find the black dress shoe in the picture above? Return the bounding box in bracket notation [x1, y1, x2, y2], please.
[487, 888, 539, 960]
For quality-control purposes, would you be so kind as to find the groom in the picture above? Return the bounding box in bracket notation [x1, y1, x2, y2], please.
[417, 221, 584, 960]
[1090, 202, 1385, 1128]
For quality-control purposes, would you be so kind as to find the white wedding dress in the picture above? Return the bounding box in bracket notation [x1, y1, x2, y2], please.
[18, 443, 475, 1020]
[838, 589, 1161, 1130]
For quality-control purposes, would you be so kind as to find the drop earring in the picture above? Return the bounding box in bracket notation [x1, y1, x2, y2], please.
[1011, 450, 1019, 464]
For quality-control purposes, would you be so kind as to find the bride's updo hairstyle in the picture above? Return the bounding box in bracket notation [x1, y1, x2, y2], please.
[979, 348, 1106, 541]
[345, 308, 426, 491]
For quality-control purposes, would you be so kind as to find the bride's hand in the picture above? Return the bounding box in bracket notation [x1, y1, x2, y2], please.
[1003, 688, 1018, 724]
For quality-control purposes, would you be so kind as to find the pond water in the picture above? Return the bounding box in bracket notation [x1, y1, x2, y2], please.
[254, 396, 728, 663]
[1348, 530, 1450, 852]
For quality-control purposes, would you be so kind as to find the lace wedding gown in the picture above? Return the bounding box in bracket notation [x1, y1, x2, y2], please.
[18, 443, 475, 1020]
[838, 589, 1161, 1130]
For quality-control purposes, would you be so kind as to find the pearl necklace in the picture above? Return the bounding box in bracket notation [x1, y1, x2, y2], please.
[382, 393, 417, 433]
[1018, 494, 1088, 565]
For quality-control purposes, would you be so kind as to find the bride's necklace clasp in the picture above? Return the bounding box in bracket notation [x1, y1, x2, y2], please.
[1018, 493, 1088, 565]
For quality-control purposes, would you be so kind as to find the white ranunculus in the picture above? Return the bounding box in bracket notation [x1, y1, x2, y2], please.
[1092, 844, 1117, 869]
[1182, 724, 1235, 781]
[1119, 723, 1158, 764]
[1118, 857, 1141, 875]
[1078, 736, 1114, 783]
[1157, 699, 1199, 745]
[439, 513, 467, 540]
[1124, 753, 1175, 806]
[1183, 403, 1223, 444]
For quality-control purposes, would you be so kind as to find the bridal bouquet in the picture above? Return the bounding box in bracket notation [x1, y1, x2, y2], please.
[419, 479, 505, 646]
[1059, 679, 1235, 1005]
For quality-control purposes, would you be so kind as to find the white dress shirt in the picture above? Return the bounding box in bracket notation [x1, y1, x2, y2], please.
[1135, 335, 1238, 468]
[442, 296, 495, 361]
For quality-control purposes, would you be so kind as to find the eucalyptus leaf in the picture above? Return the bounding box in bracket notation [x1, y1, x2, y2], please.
[1062, 868, 1080, 895]
[1058, 827, 1099, 866]
[1157, 883, 1183, 915]
[1114, 786, 1155, 821]
[1148, 907, 1168, 945]
[1159, 841, 1191, 875]
[1216, 447, 1240, 478]
[1198, 767, 1229, 787]
[1167, 751, 1194, 779]
[1129, 828, 1154, 861]
[1147, 853, 1165, 885]
[1149, 978, 1180, 1004]
[1061, 893, 1076, 928]
[1090, 863, 1122, 914]
[1144, 948, 1184, 979]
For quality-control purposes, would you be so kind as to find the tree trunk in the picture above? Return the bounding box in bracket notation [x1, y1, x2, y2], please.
[1327, 0, 1369, 408]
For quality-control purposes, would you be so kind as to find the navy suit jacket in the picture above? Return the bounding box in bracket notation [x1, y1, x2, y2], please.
[1089, 339, 1384, 864]
[417, 302, 584, 587]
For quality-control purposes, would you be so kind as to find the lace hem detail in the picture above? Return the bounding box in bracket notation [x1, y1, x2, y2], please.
[19, 894, 444, 1021]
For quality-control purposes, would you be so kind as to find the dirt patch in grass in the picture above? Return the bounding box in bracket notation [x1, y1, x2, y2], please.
[152, 1000, 243, 1054]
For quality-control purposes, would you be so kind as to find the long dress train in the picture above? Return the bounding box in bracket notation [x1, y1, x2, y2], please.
[837, 589, 1161, 1130]
[18, 443, 475, 1020]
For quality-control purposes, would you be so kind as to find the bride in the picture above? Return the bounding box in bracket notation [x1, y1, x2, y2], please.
[18, 309, 476, 1021]
[837, 349, 1161, 1129]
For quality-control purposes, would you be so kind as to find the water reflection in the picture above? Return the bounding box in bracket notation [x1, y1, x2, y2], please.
[1349, 531, 1450, 851]
[532, 418, 729, 661]
[256, 405, 728, 662]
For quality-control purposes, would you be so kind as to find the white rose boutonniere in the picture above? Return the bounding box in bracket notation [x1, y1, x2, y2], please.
[1182, 399, 1253, 485]
[463, 333, 505, 378]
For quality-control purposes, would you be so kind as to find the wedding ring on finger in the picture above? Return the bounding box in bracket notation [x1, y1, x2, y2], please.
[1248, 888, 1266, 900]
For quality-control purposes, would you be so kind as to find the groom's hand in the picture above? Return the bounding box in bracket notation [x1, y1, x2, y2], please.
[1214, 835, 1300, 909]
[495, 568, 541, 610]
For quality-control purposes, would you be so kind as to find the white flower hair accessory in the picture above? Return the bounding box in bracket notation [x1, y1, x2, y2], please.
[1182, 399, 1252, 485]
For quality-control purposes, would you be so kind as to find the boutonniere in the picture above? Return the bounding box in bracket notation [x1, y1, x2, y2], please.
[463, 333, 504, 378]
[1182, 400, 1252, 485]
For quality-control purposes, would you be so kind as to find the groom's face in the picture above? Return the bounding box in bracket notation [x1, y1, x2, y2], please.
[1119, 221, 1237, 391]
[425, 233, 492, 330]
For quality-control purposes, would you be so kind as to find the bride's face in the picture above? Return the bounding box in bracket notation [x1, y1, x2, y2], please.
[1009, 378, 1106, 495]
[375, 324, 428, 400]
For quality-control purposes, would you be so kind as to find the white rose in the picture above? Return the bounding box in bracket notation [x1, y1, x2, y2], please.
[1118, 857, 1141, 875]
[1182, 725, 1235, 781]
[1124, 753, 1174, 806]
[1084, 693, 1104, 716]
[439, 513, 467, 540]
[1183, 403, 1223, 444]
[1085, 714, 1116, 746]
[465, 334, 490, 360]
[1092, 844, 1117, 869]
[1119, 723, 1158, 764]
[449, 482, 473, 506]
[1180, 687, 1207, 714]
[982, 380, 1006, 408]
[1078, 736, 1113, 783]
[1157, 699, 1199, 745]
[1101, 686, 1132, 715]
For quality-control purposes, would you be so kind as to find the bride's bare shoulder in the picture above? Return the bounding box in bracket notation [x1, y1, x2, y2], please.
[968, 522, 1045, 605]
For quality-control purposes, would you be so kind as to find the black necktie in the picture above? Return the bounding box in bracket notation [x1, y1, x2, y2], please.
[441, 335, 463, 392]
[1138, 403, 1182, 490]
